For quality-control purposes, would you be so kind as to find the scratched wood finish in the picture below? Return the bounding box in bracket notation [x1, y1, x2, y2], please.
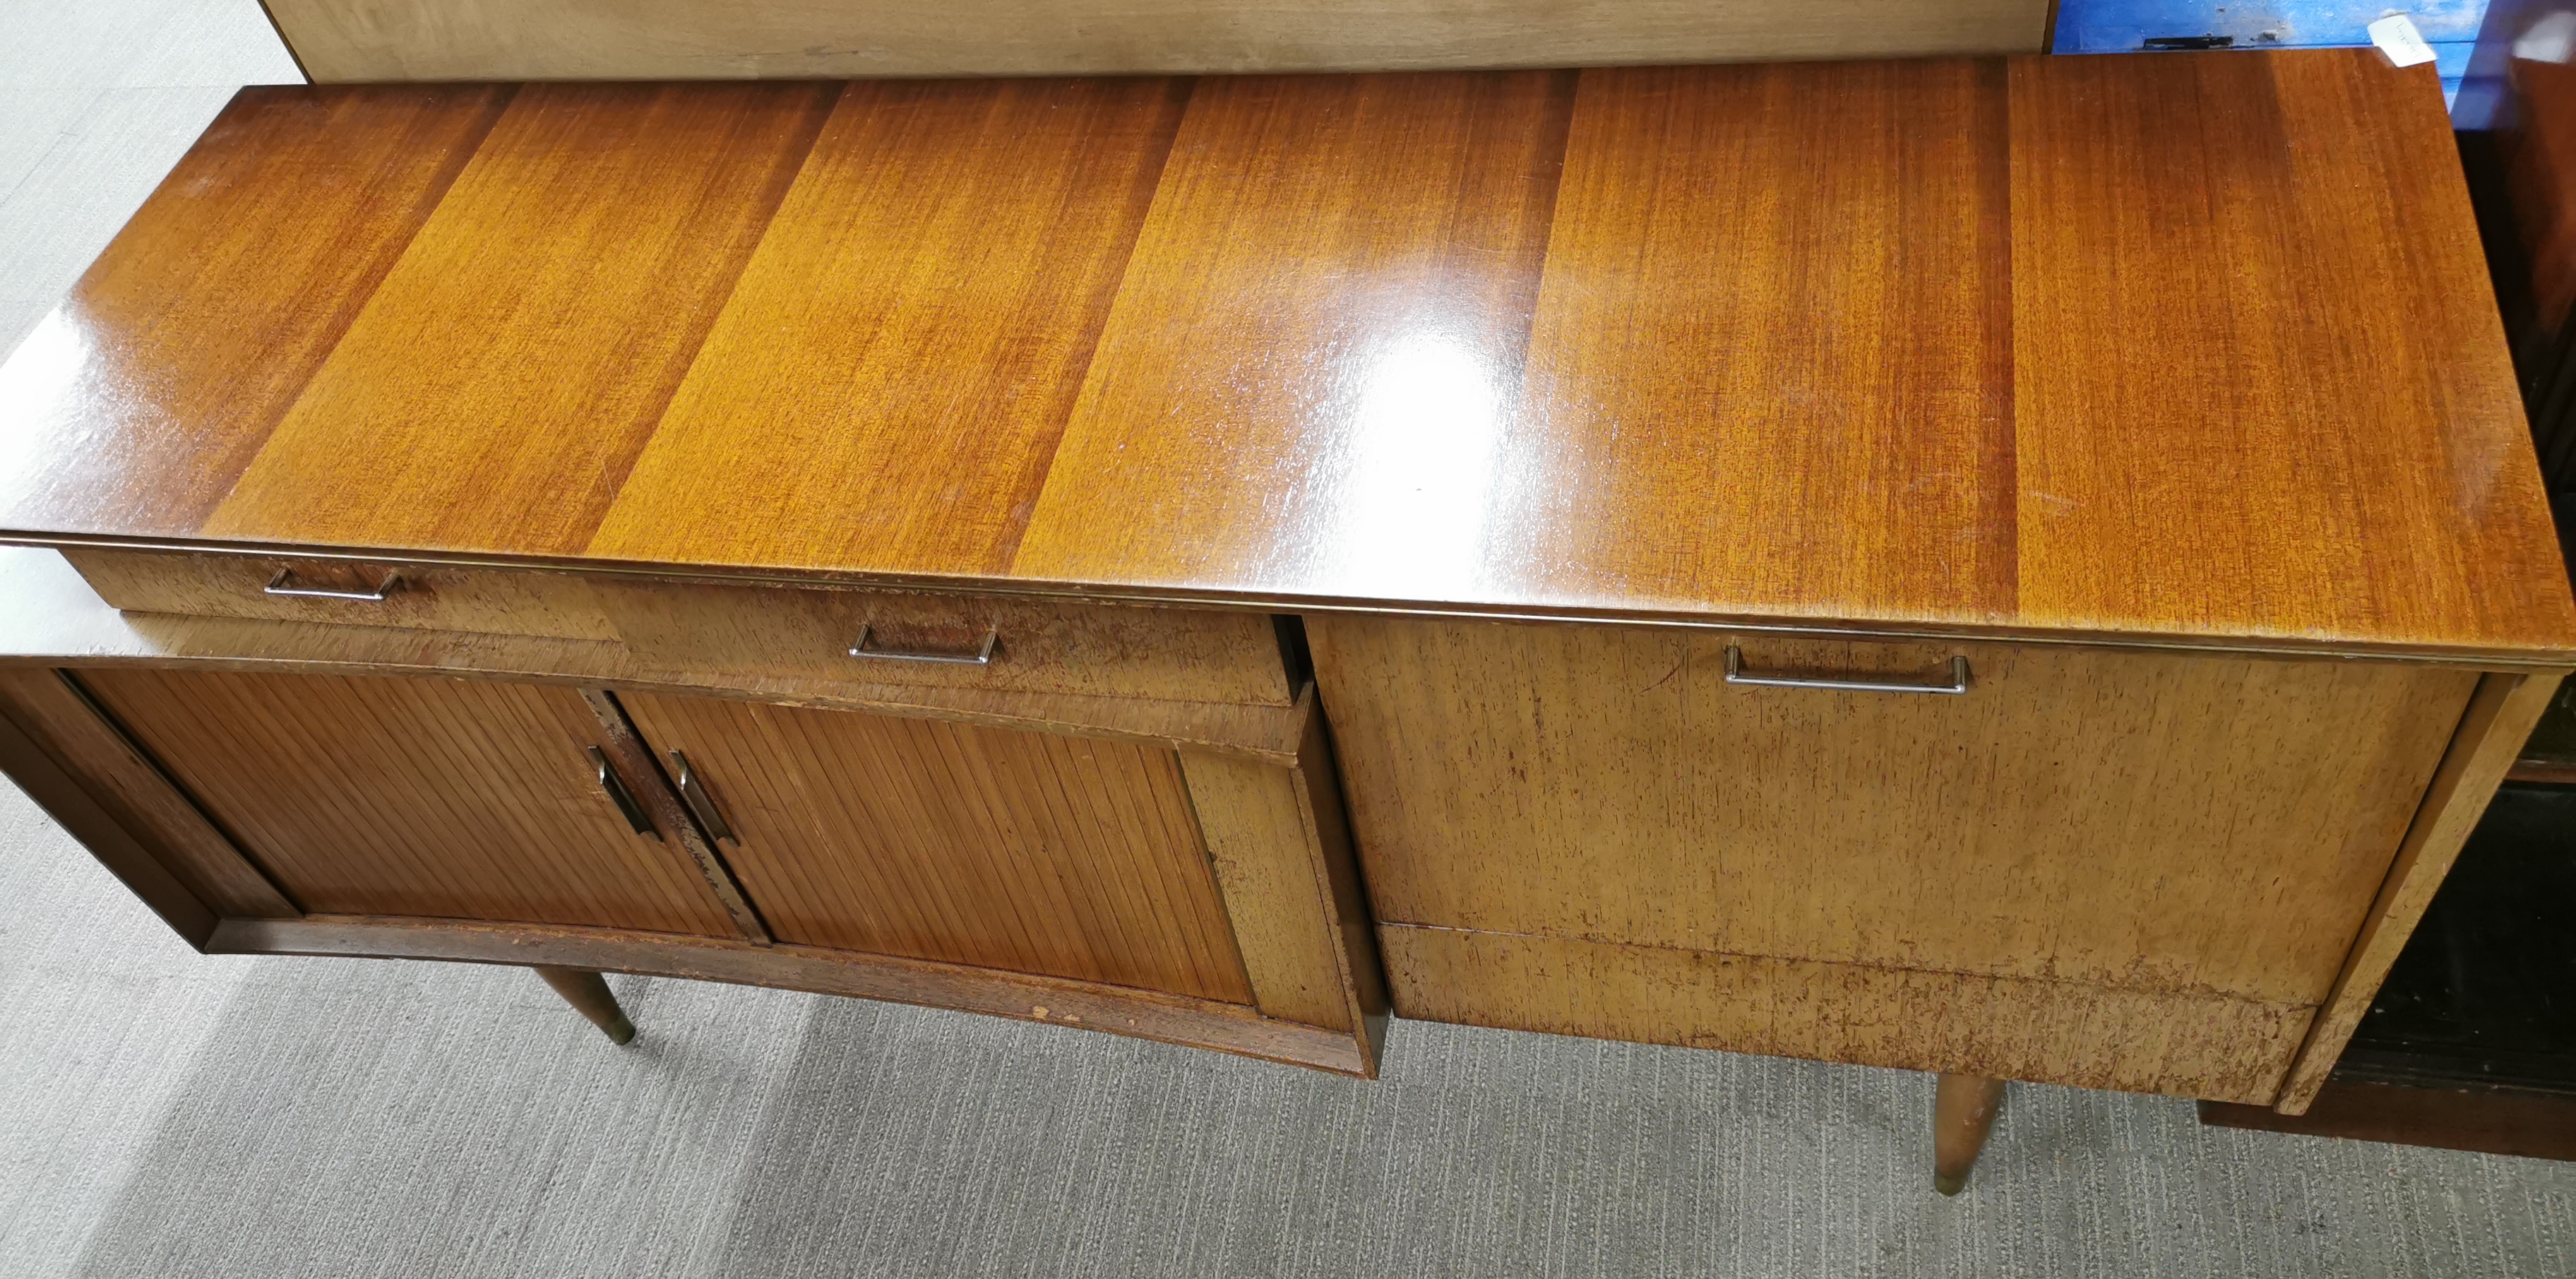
[79, 668, 743, 935]
[0, 54, 2562, 662]
[590, 577, 1295, 706]
[616, 689, 1257, 1002]
[64, 547, 620, 641]
[257, 0, 2051, 81]
[0, 548, 1309, 763]
[1379, 924, 2313, 1102]
[1309, 615, 2476, 1007]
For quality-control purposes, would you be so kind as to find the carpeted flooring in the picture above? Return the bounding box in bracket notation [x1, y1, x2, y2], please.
[4, 4, 2576, 1275]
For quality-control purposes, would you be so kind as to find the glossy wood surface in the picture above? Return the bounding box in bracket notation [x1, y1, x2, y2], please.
[616, 689, 1258, 1002]
[257, 0, 2049, 81]
[80, 668, 744, 935]
[1313, 616, 2475, 1009]
[1, 53, 2564, 660]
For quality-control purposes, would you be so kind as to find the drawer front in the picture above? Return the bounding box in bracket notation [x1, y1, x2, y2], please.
[1309, 616, 2480, 1093]
[61, 547, 619, 641]
[597, 578, 1296, 706]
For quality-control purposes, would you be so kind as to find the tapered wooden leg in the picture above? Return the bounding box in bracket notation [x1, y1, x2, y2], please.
[1932, 1073, 2006, 1196]
[532, 966, 636, 1045]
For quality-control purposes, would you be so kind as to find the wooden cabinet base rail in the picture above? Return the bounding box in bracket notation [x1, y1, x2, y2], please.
[209, 915, 1374, 1076]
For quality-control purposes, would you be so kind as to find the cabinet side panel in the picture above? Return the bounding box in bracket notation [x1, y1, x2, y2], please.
[2274, 670, 2568, 1113]
[258, 0, 2049, 83]
[1383, 924, 2311, 1103]
[1181, 749, 1353, 1032]
[0, 678, 219, 945]
[0, 668, 295, 919]
[619, 691, 1256, 1004]
[1310, 614, 2472, 1009]
[80, 669, 741, 936]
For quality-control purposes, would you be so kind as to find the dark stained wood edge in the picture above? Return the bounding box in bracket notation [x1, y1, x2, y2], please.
[1292, 699, 1389, 1073]
[248, 1, 315, 83]
[208, 913, 1376, 1076]
[12, 535, 2570, 669]
[0, 687, 219, 946]
[2274, 670, 2570, 1112]
[577, 687, 771, 942]
[2505, 758, 2576, 784]
[2204, 1079, 2576, 1162]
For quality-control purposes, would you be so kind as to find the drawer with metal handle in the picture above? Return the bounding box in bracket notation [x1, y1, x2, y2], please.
[59, 547, 621, 640]
[591, 577, 1299, 706]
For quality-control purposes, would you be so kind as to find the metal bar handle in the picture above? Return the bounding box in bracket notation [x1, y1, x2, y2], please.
[587, 746, 661, 839]
[1722, 646, 1971, 695]
[847, 624, 998, 666]
[264, 566, 401, 602]
[667, 749, 736, 844]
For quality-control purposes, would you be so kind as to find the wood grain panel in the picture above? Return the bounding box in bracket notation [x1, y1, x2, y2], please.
[0, 682, 219, 945]
[0, 547, 1310, 763]
[2012, 51, 2572, 652]
[0, 667, 293, 919]
[1015, 71, 1573, 600]
[0, 86, 507, 535]
[591, 79, 1185, 576]
[616, 690, 1256, 1002]
[201, 83, 837, 554]
[1310, 614, 2473, 1006]
[1181, 749, 1352, 1030]
[590, 578, 1294, 706]
[214, 914, 1372, 1075]
[63, 547, 619, 640]
[79, 669, 741, 935]
[1499, 60, 2015, 621]
[1381, 924, 2312, 1103]
[2274, 670, 2566, 1112]
[257, 0, 2051, 82]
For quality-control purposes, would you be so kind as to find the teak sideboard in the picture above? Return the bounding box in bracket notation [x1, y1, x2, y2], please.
[1, 50, 2568, 1193]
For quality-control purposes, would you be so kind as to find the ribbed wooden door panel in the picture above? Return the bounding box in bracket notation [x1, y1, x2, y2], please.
[617, 691, 1256, 1004]
[80, 669, 740, 935]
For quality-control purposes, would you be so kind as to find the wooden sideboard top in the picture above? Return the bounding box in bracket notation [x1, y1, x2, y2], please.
[1, 51, 2568, 661]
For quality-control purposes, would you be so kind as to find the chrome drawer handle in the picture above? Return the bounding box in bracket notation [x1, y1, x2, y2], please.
[667, 749, 736, 844]
[264, 566, 401, 601]
[587, 746, 661, 839]
[847, 624, 998, 666]
[1723, 646, 1971, 695]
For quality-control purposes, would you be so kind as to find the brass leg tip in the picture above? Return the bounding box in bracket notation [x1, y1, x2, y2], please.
[604, 1016, 637, 1046]
[1933, 1172, 1968, 1196]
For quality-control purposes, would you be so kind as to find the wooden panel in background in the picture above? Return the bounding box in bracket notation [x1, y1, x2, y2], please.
[592, 78, 1186, 578]
[616, 690, 1257, 1002]
[202, 83, 838, 554]
[0, 667, 293, 919]
[1382, 924, 2313, 1103]
[79, 668, 743, 935]
[0, 85, 508, 535]
[256, 0, 2053, 83]
[1311, 615, 2474, 1006]
[1016, 70, 1573, 600]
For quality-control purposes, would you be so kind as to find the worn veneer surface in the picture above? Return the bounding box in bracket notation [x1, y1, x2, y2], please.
[0, 51, 2566, 660]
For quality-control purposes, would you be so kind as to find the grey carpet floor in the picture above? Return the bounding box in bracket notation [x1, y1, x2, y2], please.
[4, 4, 2576, 1275]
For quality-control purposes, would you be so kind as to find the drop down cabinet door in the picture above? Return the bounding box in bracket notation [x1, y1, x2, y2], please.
[76, 668, 749, 936]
